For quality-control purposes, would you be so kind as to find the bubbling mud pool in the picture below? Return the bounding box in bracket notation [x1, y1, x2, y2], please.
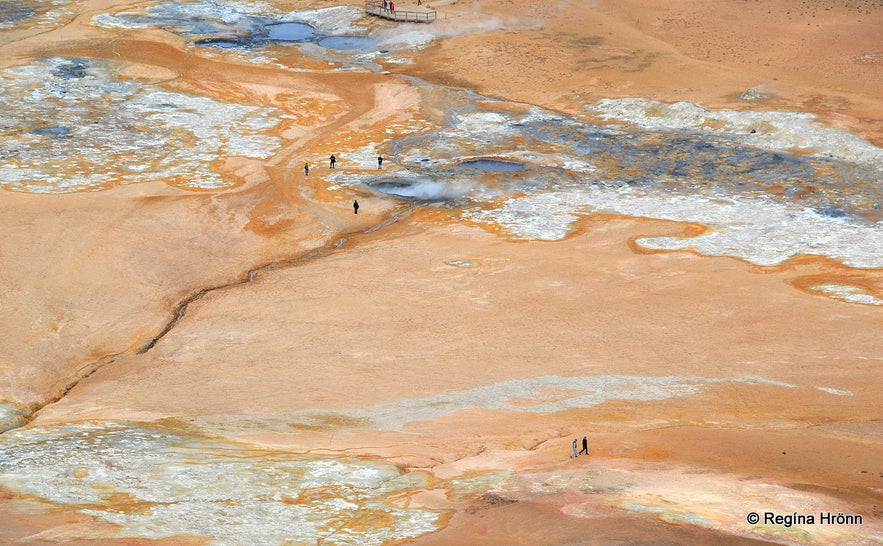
[194, 20, 317, 49]
[459, 158, 528, 172]
[96, 1, 379, 53]
[317, 35, 381, 51]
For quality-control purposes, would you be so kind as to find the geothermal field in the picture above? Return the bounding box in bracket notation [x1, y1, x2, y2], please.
[0, 0, 881, 544]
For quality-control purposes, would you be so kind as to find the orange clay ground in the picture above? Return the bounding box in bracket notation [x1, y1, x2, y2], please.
[0, 0, 880, 543]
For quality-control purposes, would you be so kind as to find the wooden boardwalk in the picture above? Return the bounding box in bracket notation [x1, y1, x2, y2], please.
[365, 1, 437, 22]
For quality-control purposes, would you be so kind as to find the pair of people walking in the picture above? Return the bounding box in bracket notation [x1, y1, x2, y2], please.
[301, 154, 336, 173]
[307, 153, 383, 172]
[570, 436, 589, 458]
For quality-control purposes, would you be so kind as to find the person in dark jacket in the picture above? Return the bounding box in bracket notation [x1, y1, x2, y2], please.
[579, 436, 589, 455]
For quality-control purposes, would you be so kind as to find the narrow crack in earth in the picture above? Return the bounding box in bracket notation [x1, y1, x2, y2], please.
[4, 208, 414, 434]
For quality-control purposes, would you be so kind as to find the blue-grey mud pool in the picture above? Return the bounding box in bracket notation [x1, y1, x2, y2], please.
[1, 0, 881, 544]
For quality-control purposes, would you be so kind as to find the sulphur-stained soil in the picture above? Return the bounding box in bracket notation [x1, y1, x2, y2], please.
[1, 0, 881, 544]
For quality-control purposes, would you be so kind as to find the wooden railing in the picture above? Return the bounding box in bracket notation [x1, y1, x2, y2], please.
[365, 1, 437, 22]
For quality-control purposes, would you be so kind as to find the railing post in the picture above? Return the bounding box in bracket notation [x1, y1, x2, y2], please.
[365, 2, 436, 22]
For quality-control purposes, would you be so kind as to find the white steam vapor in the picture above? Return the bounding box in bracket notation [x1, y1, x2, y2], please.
[374, 178, 482, 200]
[372, 16, 510, 50]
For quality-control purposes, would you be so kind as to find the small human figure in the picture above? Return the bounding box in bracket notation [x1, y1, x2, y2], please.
[353, 200, 359, 214]
[383, 0, 387, 8]
[570, 438, 578, 459]
[377, 155, 383, 169]
[417, 0, 422, 5]
[390, 1, 395, 11]
[579, 436, 588, 455]
[304, 162, 309, 176]
[329, 154, 336, 168]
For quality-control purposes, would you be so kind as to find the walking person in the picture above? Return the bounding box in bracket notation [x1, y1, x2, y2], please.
[329, 154, 336, 168]
[304, 162, 309, 176]
[377, 155, 383, 169]
[353, 199, 359, 214]
[570, 438, 578, 459]
[579, 436, 589, 455]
